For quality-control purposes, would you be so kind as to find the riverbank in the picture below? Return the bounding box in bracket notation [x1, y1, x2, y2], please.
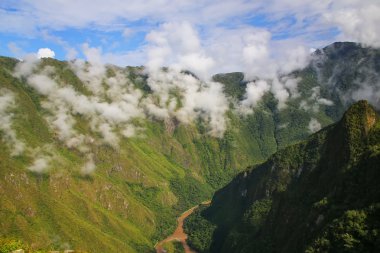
[155, 201, 211, 253]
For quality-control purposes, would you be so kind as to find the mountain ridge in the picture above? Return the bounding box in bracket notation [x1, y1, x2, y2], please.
[0, 41, 379, 252]
[184, 100, 380, 253]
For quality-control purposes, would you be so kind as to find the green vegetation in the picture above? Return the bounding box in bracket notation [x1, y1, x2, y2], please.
[213, 72, 246, 101]
[159, 241, 185, 253]
[0, 237, 91, 253]
[185, 101, 380, 253]
[0, 41, 378, 252]
[184, 206, 216, 253]
[242, 198, 272, 233]
[0, 55, 318, 253]
[306, 204, 380, 253]
[0, 238, 24, 253]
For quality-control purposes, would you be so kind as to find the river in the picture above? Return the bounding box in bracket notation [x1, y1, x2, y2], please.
[155, 200, 211, 253]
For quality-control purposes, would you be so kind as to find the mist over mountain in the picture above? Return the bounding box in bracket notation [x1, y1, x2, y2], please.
[0, 41, 379, 252]
[1, 1, 380, 253]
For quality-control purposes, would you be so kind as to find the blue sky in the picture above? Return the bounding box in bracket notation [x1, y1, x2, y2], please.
[0, 0, 379, 74]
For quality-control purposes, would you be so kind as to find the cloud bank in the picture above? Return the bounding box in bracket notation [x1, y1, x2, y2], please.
[2, 0, 380, 49]
[0, 89, 25, 156]
[3, 0, 379, 173]
[143, 22, 312, 111]
[3, 0, 379, 114]
[145, 68, 229, 137]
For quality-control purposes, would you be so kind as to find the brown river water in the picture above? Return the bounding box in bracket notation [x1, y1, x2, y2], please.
[155, 200, 211, 253]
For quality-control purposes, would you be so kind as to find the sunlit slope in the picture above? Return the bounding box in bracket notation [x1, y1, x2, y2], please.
[0, 41, 377, 252]
[0, 56, 287, 252]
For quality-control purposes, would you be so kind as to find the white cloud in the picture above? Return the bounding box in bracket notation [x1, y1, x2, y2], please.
[271, 78, 290, 110]
[0, 0, 260, 32]
[0, 89, 26, 156]
[16, 58, 145, 147]
[28, 155, 50, 173]
[177, 80, 228, 137]
[143, 22, 311, 111]
[350, 81, 380, 110]
[308, 118, 322, 133]
[146, 22, 215, 80]
[0, 8, 37, 34]
[144, 68, 229, 137]
[324, 1, 380, 48]
[13, 54, 40, 78]
[4, 0, 379, 86]
[2, 0, 380, 176]
[2, 0, 380, 65]
[122, 125, 139, 138]
[242, 29, 273, 79]
[81, 153, 96, 175]
[27, 73, 59, 95]
[283, 77, 301, 99]
[37, 48, 55, 58]
[240, 80, 271, 113]
[69, 44, 106, 94]
[12, 48, 151, 172]
[300, 86, 334, 112]
[278, 45, 311, 75]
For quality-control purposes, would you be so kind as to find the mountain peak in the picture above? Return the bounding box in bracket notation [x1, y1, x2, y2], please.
[341, 100, 377, 135]
[330, 100, 378, 163]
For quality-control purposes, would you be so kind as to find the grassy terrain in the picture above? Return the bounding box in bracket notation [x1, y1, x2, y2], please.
[1, 41, 377, 252]
[0, 56, 305, 253]
[159, 241, 184, 253]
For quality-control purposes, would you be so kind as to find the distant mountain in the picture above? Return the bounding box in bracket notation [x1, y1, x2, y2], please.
[184, 100, 380, 253]
[0, 41, 379, 252]
[312, 42, 380, 110]
[214, 42, 380, 147]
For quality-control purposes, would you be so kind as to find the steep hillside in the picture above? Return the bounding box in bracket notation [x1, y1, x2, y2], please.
[0, 56, 303, 253]
[0, 57, 261, 253]
[0, 41, 379, 252]
[185, 100, 380, 253]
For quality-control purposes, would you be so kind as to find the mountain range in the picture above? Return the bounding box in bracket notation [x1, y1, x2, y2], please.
[0, 41, 379, 253]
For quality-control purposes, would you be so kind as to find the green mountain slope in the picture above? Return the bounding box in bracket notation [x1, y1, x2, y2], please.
[0, 41, 379, 252]
[185, 100, 380, 253]
[0, 56, 300, 253]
